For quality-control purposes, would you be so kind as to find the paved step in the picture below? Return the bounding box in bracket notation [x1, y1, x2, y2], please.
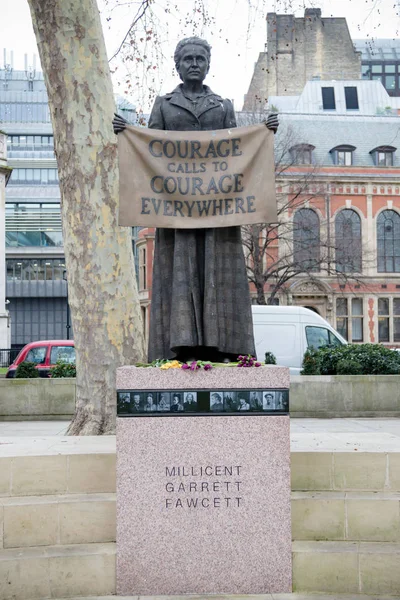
[0, 542, 115, 600]
[292, 491, 400, 542]
[293, 541, 400, 595]
[51, 595, 400, 600]
[0, 493, 115, 549]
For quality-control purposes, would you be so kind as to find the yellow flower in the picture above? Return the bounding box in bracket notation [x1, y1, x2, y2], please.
[160, 360, 182, 370]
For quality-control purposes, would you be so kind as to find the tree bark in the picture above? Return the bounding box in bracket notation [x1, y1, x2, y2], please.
[27, 0, 145, 434]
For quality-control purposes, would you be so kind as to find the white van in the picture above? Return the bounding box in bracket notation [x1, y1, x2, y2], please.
[252, 305, 347, 374]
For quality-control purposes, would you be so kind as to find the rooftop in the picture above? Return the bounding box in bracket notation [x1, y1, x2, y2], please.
[354, 39, 400, 61]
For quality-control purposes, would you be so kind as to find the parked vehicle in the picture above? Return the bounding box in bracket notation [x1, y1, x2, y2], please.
[252, 306, 346, 374]
[5, 340, 75, 378]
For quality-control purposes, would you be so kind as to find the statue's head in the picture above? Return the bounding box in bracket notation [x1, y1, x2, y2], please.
[174, 37, 211, 83]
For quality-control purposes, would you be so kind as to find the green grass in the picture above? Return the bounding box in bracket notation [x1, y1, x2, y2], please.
[0, 367, 8, 375]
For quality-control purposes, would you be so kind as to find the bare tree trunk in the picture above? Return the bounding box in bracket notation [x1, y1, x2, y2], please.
[27, 0, 145, 434]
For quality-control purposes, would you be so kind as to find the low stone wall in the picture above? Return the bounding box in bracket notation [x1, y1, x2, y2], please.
[291, 374, 400, 418]
[0, 378, 75, 420]
[2, 375, 400, 420]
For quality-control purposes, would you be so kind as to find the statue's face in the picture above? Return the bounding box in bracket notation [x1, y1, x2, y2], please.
[178, 44, 209, 83]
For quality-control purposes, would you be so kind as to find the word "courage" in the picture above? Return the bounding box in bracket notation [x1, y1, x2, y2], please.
[149, 138, 242, 159]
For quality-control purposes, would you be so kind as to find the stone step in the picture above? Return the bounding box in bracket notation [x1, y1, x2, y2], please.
[291, 451, 400, 492]
[1, 450, 399, 498]
[0, 542, 115, 600]
[0, 452, 116, 497]
[0, 493, 116, 549]
[293, 541, 400, 595]
[51, 595, 400, 600]
[2, 540, 399, 599]
[292, 491, 400, 542]
[2, 490, 399, 550]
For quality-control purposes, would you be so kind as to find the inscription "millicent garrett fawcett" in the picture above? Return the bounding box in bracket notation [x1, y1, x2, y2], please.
[164, 465, 243, 509]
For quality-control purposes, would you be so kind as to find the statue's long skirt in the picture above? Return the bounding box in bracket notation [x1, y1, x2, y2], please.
[148, 226, 256, 361]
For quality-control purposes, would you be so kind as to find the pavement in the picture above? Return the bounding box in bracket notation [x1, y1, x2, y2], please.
[52, 595, 400, 600]
[0, 418, 400, 456]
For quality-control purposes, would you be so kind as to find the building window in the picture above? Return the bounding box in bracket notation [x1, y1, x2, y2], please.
[344, 86, 359, 110]
[338, 151, 352, 166]
[289, 144, 315, 165]
[9, 168, 59, 185]
[335, 209, 362, 273]
[331, 145, 355, 166]
[378, 151, 393, 166]
[141, 306, 147, 337]
[378, 297, 400, 343]
[371, 146, 396, 167]
[378, 298, 390, 342]
[6, 259, 66, 282]
[385, 75, 396, 90]
[139, 247, 146, 291]
[293, 208, 320, 272]
[362, 65, 371, 79]
[5, 203, 62, 247]
[322, 87, 336, 110]
[377, 210, 400, 272]
[336, 297, 364, 342]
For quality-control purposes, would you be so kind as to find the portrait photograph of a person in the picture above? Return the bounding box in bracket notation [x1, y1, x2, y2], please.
[249, 391, 262, 411]
[237, 393, 250, 411]
[263, 391, 276, 410]
[183, 392, 197, 412]
[117, 392, 131, 414]
[157, 392, 171, 412]
[210, 392, 224, 412]
[223, 391, 237, 411]
[170, 393, 184, 412]
[275, 391, 287, 411]
[130, 392, 142, 413]
[143, 393, 157, 412]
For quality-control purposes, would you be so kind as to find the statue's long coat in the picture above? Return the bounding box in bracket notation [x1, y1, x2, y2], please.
[147, 85, 256, 361]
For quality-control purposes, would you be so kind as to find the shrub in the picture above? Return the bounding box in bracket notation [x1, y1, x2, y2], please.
[264, 351, 277, 365]
[15, 362, 39, 378]
[51, 360, 76, 378]
[301, 348, 321, 375]
[303, 343, 400, 376]
[336, 358, 362, 375]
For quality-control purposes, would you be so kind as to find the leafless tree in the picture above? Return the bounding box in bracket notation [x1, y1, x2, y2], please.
[238, 110, 372, 304]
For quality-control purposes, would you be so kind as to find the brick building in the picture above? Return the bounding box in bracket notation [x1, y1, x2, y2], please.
[243, 8, 361, 111]
[137, 77, 400, 348]
[248, 78, 400, 345]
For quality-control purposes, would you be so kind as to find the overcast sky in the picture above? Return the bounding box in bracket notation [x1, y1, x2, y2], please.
[1, 0, 399, 111]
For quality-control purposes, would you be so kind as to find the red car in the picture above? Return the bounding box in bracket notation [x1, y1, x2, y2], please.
[6, 340, 75, 378]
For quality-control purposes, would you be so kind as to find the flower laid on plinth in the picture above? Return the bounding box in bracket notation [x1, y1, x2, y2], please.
[159, 360, 181, 370]
[181, 360, 213, 371]
[237, 355, 261, 368]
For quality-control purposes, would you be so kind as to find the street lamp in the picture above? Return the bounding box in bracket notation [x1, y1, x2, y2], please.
[62, 269, 71, 340]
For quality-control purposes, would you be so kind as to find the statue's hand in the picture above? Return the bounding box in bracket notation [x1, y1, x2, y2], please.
[113, 112, 128, 135]
[266, 113, 279, 134]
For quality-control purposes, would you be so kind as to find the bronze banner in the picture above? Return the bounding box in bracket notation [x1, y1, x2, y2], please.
[118, 123, 277, 228]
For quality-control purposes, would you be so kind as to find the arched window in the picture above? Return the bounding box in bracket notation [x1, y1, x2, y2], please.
[377, 210, 400, 272]
[293, 208, 320, 272]
[335, 209, 362, 273]
[289, 144, 315, 165]
[330, 145, 356, 166]
[370, 146, 396, 167]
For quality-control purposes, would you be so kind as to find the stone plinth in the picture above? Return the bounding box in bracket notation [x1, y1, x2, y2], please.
[116, 365, 291, 595]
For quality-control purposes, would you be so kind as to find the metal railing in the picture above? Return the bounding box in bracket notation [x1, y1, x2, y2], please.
[0, 347, 24, 368]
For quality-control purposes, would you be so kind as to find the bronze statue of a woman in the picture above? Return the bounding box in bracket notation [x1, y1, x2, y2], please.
[113, 37, 278, 363]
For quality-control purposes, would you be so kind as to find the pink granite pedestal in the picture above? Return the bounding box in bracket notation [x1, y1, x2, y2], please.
[116, 366, 292, 595]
